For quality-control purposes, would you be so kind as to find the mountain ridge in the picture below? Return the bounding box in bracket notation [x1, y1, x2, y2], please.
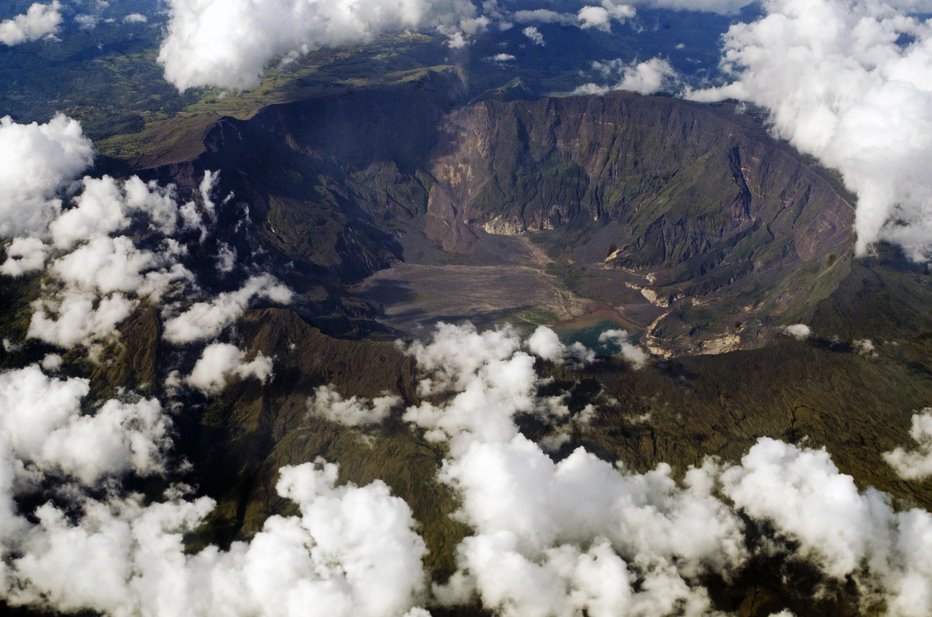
[135, 78, 856, 355]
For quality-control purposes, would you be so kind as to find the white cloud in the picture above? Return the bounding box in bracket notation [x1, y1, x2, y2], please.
[575, 57, 679, 95]
[0, 108, 439, 617]
[0, 115, 94, 238]
[5, 317, 932, 617]
[401, 323, 560, 451]
[186, 343, 274, 394]
[526, 325, 597, 367]
[0, 1, 61, 46]
[441, 13, 491, 46]
[122, 176, 183, 237]
[19, 171, 200, 349]
[598, 329, 649, 369]
[75, 14, 98, 30]
[0, 365, 171, 485]
[435, 437, 746, 617]
[1, 237, 47, 276]
[0, 363, 430, 617]
[216, 242, 237, 274]
[722, 437, 932, 617]
[46, 174, 182, 249]
[723, 438, 891, 579]
[163, 274, 293, 344]
[28, 291, 138, 349]
[490, 52, 516, 62]
[157, 0, 480, 91]
[578, 1, 635, 32]
[0, 117, 233, 351]
[577, 6, 612, 30]
[40, 353, 62, 372]
[527, 325, 566, 363]
[50, 176, 132, 249]
[854, 338, 877, 356]
[122, 13, 147, 24]
[445, 30, 469, 48]
[782, 323, 812, 340]
[522, 25, 545, 46]
[395, 322, 932, 617]
[6, 461, 430, 617]
[398, 324, 744, 616]
[884, 409, 932, 481]
[307, 385, 400, 427]
[689, 0, 932, 261]
[52, 236, 169, 297]
[513, 3, 635, 33]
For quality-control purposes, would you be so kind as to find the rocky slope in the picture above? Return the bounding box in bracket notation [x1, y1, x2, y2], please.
[144, 75, 855, 354]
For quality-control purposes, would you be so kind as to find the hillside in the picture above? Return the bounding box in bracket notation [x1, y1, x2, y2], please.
[138, 75, 856, 355]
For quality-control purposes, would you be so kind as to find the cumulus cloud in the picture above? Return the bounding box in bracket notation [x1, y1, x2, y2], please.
[49, 177, 130, 249]
[307, 385, 401, 427]
[149, 0, 833, 95]
[216, 242, 237, 274]
[0, 107, 433, 617]
[0, 153, 180, 250]
[854, 338, 877, 357]
[441, 14, 491, 47]
[690, 0, 932, 261]
[122, 13, 147, 24]
[28, 291, 138, 349]
[51, 236, 187, 299]
[522, 25, 545, 45]
[435, 438, 746, 616]
[578, 1, 635, 32]
[884, 409, 932, 481]
[512, 2, 635, 33]
[157, 0, 480, 91]
[782, 323, 811, 340]
[723, 438, 932, 617]
[12, 168, 198, 349]
[1, 237, 47, 276]
[0, 114, 269, 352]
[74, 14, 98, 30]
[185, 343, 274, 394]
[526, 325, 596, 367]
[598, 329, 649, 369]
[6, 463, 429, 617]
[0, 363, 430, 617]
[401, 323, 555, 450]
[395, 323, 746, 615]
[0, 365, 171, 485]
[527, 325, 566, 363]
[575, 57, 679, 95]
[0, 1, 61, 46]
[0, 114, 94, 238]
[162, 274, 294, 344]
[5, 316, 932, 617]
[40, 353, 62, 372]
[388, 322, 932, 616]
[723, 438, 891, 580]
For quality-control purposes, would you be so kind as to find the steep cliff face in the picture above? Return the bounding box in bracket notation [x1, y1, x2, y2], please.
[147, 81, 856, 352]
[425, 93, 855, 352]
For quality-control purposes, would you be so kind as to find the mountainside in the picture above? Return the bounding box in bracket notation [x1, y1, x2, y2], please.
[427, 94, 855, 353]
[139, 73, 856, 354]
